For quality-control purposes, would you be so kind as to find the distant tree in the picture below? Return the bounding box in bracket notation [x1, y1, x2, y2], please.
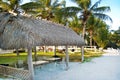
[68, 16, 82, 34]
[110, 27, 120, 47]
[86, 15, 107, 46]
[93, 21, 110, 48]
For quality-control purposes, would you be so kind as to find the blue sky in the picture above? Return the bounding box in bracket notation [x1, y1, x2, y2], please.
[98, 0, 120, 30]
[23, 0, 120, 30]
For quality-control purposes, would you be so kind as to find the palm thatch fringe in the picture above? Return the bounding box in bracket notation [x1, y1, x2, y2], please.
[0, 12, 84, 50]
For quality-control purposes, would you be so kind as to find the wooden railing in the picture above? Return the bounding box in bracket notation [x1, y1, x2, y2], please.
[0, 65, 31, 80]
[84, 46, 97, 52]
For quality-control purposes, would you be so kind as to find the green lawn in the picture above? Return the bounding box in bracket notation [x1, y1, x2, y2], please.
[0, 51, 104, 65]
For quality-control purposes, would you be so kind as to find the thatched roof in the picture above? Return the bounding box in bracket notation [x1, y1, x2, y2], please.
[0, 12, 84, 49]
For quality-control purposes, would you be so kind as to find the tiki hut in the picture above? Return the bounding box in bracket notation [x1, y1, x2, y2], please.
[0, 12, 85, 80]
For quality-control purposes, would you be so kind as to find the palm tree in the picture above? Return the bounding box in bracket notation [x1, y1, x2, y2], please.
[68, 16, 82, 34]
[66, 0, 112, 39]
[86, 15, 104, 46]
[22, 0, 66, 21]
[93, 20, 110, 48]
[0, 0, 22, 14]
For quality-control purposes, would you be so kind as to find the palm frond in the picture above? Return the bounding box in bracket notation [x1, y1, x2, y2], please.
[9, 0, 22, 5]
[21, 2, 41, 11]
[92, 6, 111, 13]
[60, 0, 66, 7]
[52, 0, 59, 7]
[45, 0, 51, 7]
[59, 7, 79, 18]
[52, 0, 64, 9]
[94, 13, 112, 22]
[90, 0, 102, 10]
[0, 2, 10, 11]
[63, 6, 81, 13]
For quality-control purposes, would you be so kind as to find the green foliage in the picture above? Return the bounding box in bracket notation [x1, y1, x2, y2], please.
[0, 0, 22, 13]
[66, 0, 112, 39]
[68, 16, 82, 34]
[93, 23, 110, 48]
[21, 2, 41, 12]
[21, 0, 66, 22]
[110, 28, 120, 47]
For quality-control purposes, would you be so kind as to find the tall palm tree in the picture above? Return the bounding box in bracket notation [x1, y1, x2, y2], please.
[66, 0, 112, 39]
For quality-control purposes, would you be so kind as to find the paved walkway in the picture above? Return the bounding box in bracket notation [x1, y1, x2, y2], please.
[35, 54, 120, 80]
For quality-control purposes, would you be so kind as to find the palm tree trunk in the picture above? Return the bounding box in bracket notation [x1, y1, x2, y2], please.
[16, 48, 19, 56]
[81, 22, 86, 62]
[44, 46, 47, 53]
[90, 30, 93, 46]
[82, 23, 86, 39]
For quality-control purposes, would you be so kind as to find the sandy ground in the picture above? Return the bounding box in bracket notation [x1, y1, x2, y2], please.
[35, 53, 120, 80]
[0, 50, 120, 80]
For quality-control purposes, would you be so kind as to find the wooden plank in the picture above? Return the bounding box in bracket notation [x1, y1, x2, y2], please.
[43, 58, 61, 61]
[32, 61, 49, 65]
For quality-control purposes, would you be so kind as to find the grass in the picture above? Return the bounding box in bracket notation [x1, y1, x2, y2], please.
[0, 50, 104, 65]
[0, 53, 27, 64]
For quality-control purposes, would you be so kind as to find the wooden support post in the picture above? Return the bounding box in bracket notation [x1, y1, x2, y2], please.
[54, 46, 56, 57]
[44, 46, 47, 53]
[16, 48, 19, 56]
[34, 46, 37, 61]
[81, 46, 84, 62]
[65, 46, 69, 70]
[28, 47, 34, 80]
